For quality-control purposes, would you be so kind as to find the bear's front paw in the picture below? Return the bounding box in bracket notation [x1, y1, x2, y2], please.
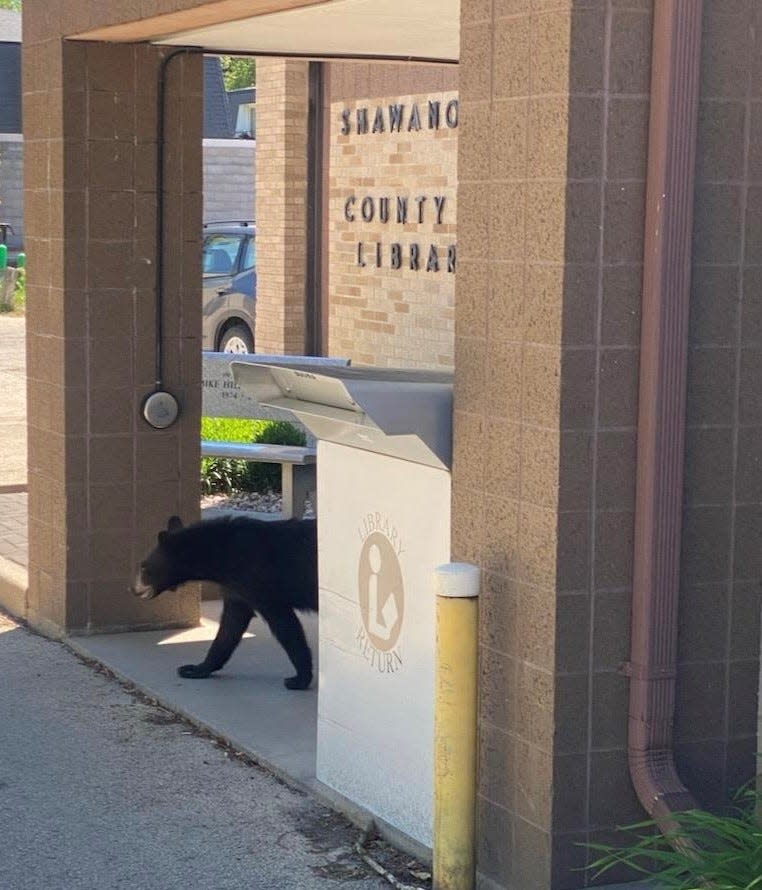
[284, 673, 312, 690]
[178, 663, 212, 679]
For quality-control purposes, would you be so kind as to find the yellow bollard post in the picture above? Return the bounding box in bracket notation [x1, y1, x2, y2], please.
[433, 562, 480, 890]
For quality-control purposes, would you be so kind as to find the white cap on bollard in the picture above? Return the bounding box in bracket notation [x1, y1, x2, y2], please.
[434, 562, 480, 598]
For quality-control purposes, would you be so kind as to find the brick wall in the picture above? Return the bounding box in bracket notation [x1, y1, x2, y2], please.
[328, 91, 458, 368]
[202, 138, 256, 223]
[253, 58, 308, 355]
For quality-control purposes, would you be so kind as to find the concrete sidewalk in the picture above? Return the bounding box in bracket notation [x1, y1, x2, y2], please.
[72, 601, 323, 805]
[0, 611, 398, 890]
[0, 316, 406, 863]
[0, 317, 652, 890]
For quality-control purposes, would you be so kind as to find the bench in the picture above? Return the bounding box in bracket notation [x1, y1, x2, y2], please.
[200, 440, 316, 520]
[201, 353, 350, 518]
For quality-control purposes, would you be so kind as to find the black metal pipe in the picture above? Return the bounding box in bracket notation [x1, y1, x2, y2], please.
[154, 46, 200, 390]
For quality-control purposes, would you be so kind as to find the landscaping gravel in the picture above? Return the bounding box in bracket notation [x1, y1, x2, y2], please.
[201, 491, 315, 518]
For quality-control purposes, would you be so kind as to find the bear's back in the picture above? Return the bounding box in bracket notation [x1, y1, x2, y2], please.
[212, 516, 318, 611]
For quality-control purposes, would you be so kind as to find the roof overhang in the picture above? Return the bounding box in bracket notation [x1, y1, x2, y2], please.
[71, 0, 460, 64]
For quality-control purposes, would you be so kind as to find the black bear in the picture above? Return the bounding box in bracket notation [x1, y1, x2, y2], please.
[132, 515, 318, 690]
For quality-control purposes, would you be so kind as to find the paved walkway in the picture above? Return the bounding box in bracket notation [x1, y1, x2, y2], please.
[0, 319, 417, 864]
[0, 318, 652, 890]
[0, 611, 394, 890]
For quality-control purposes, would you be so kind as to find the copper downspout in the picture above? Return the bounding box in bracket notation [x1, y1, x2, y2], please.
[627, 0, 703, 831]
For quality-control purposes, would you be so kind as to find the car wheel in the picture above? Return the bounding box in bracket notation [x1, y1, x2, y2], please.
[219, 324, 254, 354]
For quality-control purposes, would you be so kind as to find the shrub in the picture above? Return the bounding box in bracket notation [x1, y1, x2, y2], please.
[200, 417, 306, 495]
[200, 417, 256, 495]
[586, 787, 762, 890]
[242, 419, 307, 493]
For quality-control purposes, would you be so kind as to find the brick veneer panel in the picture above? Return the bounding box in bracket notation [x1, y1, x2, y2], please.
[254, 58, 308, 355]
[328, 91, 458, 368]
[328, 61, 458, 103]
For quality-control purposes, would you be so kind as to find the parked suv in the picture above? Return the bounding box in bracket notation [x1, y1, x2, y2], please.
[202, 220, 256, 353]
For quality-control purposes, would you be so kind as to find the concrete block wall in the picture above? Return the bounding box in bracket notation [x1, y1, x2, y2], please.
[22, 34, 202, 635]
[454, 3, 762, 888]
[202, 138, 256, 223]
[0, 137, 23, 250]
[676, 0, 762, 813]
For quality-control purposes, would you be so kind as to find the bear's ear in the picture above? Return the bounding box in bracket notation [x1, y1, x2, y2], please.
[167, 515, 183, 533]
[158, 530, 169, 547]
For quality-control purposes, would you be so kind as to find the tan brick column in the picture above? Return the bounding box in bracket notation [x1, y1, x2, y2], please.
[456, 1, 762, 887]
[453, 3, 649, 888]
[254, 58, 309, 354]
[23, 37, 201, 635]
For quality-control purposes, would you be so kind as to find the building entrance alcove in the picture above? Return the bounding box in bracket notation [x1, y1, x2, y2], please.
[21, 0, 463, 869]
[14, 1, 762, 889]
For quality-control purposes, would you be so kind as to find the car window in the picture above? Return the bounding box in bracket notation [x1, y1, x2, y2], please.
[241, 237, 256, 272]
[202, 234, 243, 277]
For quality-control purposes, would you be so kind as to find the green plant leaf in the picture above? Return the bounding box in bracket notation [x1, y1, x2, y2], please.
[584, 788, 762, 890]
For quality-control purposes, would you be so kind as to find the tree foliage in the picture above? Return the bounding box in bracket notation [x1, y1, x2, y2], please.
[0, 0, 21, 11]
[220, 56, 255, 91]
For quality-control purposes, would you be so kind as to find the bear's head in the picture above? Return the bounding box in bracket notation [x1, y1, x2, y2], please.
[131, 515, 185, 599]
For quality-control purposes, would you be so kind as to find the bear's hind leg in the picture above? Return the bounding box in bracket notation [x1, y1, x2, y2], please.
[260, 606, 313, 690]
[178, 597, 253, 679]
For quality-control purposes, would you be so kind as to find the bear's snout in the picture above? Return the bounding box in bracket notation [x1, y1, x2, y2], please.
[131, 571, 157, 599]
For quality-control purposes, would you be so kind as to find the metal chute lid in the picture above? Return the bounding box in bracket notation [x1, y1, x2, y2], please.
[231, 362, 453, 470]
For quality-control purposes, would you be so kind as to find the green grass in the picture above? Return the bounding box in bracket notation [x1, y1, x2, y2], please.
[586, 788, 762, 890]
[200, 417, 306, 495]
[201, 416, 257, 444]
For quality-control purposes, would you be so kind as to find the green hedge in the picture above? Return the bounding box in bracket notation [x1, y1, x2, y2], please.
[200, 417, 307, 495]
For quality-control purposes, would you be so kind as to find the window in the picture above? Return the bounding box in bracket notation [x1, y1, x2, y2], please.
[235, 103, 256, 138]
[241, 237, 256, 271]
[202, 234, 243, 276]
